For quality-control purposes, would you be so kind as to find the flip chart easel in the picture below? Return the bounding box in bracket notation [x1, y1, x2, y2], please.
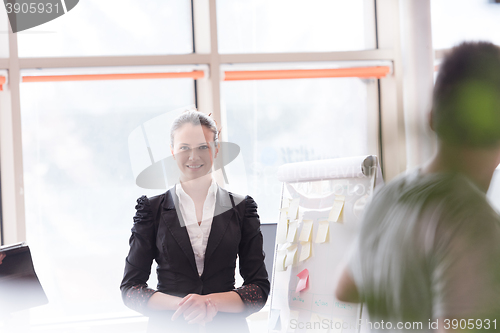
[268, 155, 383, 333]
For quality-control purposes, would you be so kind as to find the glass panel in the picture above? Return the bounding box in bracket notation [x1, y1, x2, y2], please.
[221, 76, 379, 223]
[21, 78, 194, 324]
[431, 0, 500, 49]
[217, 0, 376, 54]
[18, 0, 192, 57]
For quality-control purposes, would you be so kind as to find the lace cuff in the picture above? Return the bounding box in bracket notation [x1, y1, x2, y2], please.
[234, 284, 266, 313]
[124, 284, 157, 314]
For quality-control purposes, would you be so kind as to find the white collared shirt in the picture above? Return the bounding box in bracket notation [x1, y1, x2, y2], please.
[175, 180, 218, 276]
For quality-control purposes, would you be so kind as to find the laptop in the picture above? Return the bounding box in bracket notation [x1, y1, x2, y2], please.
[0, 242, 48, 312]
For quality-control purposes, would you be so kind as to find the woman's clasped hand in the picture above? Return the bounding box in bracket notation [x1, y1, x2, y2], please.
[171, 294, 218, 325]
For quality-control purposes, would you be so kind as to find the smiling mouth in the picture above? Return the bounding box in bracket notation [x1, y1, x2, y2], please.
[186, 165, 203, 169]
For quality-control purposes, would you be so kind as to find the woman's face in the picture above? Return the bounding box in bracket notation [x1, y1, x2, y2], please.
[171, 123, 218, 182]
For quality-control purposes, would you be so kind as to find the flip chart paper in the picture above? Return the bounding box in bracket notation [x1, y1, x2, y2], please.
[285, 245, 298, 267]
[287, 220, 298, 243]
[276, 208, 289, 244]
[288, 198, 300, 219]
[328, 195, 345, 223]
[296, 268, 309, 292]
[299, 241, 311, 262]
[276, 250, 287, 271]
[299, 219, 313, 242]
[315, 220, 330, 243]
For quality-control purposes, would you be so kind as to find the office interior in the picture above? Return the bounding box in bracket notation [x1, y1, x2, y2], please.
[1, 0, 500, 332]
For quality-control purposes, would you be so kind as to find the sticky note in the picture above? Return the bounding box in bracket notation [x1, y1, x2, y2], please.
[296, 268, 309, 292]
[315, 220, 330, 243]
[276, 250, 287, 272]
[299, 219, 313, 242]
[288, 310, 300, 333]
[309, 313, 329, 333]
[287, 220, 298, 243]
[299, 241, 311, 262]
[276, 208, 289, 244]
[285, 245, 298, 267]
[288, 198, 300, 220]
[268, 308, 281, 331]
[328, 195, 345, 223]
[282, 197, 291, 209]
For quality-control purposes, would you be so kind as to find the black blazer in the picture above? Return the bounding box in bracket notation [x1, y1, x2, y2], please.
[120, 186, 270, 332]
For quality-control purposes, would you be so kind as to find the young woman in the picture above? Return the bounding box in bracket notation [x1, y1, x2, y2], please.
[121, 110, 270, 333]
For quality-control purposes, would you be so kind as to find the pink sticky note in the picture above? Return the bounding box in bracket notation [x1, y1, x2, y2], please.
[296, 269, 309, 292]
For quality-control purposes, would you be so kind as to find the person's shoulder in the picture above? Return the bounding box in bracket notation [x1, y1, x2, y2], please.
[423, 174, 499, 235]
[368, 170, 418, 205]
[380, 169, 476, 204]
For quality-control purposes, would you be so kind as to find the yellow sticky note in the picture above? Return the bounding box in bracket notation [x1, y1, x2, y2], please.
[282, 197, 291, 209]
[280, 207, 289, 217]
[285, 245, 298, 267]
[287, 220, 298, 243]
[288, 198, 300, 220]
[276, 250, 287, 272]
[328, 195, 345, 223]
[299, 241, 311, 262]
[276, 208, 289, 244]
[309, 313, 330, 333]
[315, 220, 330, 243]
[299, 219, 313, 242]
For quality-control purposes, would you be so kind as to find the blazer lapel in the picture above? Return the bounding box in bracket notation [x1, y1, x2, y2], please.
[203, 187, 235, 269]
[161, 189, 198, 275]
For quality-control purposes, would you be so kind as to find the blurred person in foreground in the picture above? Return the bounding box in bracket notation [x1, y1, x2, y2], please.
[336, 41, 500, 332]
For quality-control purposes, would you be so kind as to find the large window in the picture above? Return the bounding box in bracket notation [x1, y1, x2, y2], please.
[217, 0, 376, 53]
[17, 0, 193, 57]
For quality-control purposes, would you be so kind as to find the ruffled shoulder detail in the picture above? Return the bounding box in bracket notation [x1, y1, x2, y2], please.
[133, 195, 153, 224]
[244, 195, 259, 218]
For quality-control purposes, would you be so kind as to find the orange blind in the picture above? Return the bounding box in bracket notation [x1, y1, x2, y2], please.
[19, 66, 392, 84]
[223, 66, 391, 81]
[0, 76, 5, 91]
[22, 71, 205, 83]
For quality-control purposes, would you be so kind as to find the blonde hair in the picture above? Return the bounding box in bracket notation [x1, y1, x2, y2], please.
[170, 110, 218, 147]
